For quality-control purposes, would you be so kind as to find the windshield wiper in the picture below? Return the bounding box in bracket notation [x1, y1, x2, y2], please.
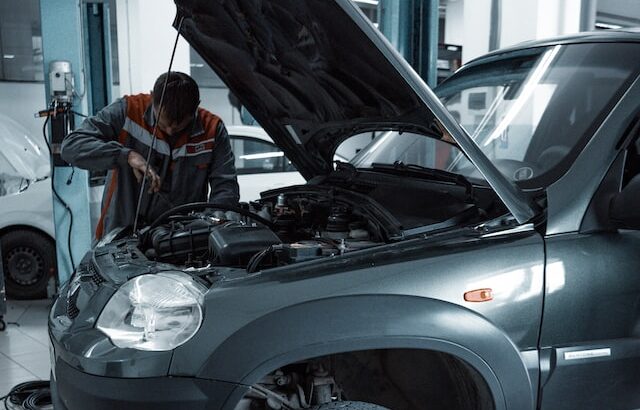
[370, 162, 474, 200]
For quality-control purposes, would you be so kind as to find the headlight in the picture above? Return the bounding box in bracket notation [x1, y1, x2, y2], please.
[96, 271, 205, 351]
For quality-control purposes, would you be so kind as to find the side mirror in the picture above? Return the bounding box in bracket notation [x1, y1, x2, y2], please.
[610, 174, 640, 229]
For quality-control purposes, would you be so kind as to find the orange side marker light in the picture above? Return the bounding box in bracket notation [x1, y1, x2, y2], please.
[464, 288, 493, 302]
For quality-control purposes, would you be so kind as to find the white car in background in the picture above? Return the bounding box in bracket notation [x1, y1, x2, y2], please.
[228, 125, 352, 201]
[227, 125, 306, 201]
[0, 114, 56, 299]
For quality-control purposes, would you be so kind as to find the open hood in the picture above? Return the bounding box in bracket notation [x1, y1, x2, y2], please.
[174, 0, 539, 224]
[0, 113, 49, 182]
[175, 0, 440, 177]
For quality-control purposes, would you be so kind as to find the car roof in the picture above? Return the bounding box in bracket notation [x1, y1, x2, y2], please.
[226, 125, 273, 143]
[467, 28, 640, 66]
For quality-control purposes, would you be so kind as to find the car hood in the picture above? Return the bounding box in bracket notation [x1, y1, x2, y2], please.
[174, 0, 539, 223]
[0, 113, 49, 182]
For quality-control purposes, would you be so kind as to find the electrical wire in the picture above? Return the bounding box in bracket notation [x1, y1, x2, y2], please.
[42, 112, 76, 272]
[246, 246, 274, 273]
[132, 16, 185, 235]
[2, 380, 51, 410]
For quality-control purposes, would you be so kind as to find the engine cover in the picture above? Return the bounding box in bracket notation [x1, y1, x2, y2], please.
[209, 223, 281, 266]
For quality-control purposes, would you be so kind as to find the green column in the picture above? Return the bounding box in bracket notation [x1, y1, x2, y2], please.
[378, 0, 439, 87]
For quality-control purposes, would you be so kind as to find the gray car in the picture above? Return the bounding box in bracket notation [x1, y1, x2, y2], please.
[48, 1, 640, 409]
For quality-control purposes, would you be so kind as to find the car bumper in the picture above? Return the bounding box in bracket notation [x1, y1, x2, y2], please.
[51, 358, 239, 410]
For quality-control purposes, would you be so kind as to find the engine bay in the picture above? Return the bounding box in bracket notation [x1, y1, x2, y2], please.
[136, 169, 497, 274]
[138, 188, 388, 273]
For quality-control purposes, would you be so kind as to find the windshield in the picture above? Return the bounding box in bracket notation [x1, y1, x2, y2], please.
[352, 42, 640, 188]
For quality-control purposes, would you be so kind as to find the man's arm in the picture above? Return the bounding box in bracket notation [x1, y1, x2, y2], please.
[209, 123, 240, 205]
[61, 98, 131, 171]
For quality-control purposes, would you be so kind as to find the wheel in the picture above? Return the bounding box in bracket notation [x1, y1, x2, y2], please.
[312, 401, 389, 410]
[1, 230, 57, 299]
[0, 319, 5, 331]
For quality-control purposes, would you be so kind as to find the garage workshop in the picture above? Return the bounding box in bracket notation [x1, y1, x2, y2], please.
[1, 0, 640, 409]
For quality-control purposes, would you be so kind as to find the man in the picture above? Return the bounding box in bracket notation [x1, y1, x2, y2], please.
[61, 71, 239, 239]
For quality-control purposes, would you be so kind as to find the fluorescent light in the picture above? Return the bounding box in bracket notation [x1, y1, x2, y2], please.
[595, 22, 623, 30]
[483, 45, 561, 147]
[354, 0, 379, 5]
[3, 54, 15, 59]
[239, 152, 284, 160]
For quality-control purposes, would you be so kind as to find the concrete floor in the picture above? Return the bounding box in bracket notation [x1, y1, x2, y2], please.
[0, 299, 52, 398]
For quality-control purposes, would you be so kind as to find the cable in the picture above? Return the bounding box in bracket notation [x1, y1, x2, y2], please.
[132, 16, 185, 234]
[42, 112, 76, 272]
[246, 246, 274, 273]
[2, 380, 51, 410]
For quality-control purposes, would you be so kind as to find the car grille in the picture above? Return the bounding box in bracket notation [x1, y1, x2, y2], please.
[65, 262, 106, 320]
[88, 262, 106, 285]
[66, 288, 80, 319]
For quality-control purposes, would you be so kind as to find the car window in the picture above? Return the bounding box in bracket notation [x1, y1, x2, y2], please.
[351, 131, 470, 174]
[335, 132, 379, 162]
[436, 43, 640, 188]
[622, 132, 640, 188]
[231, 136, 296, 175]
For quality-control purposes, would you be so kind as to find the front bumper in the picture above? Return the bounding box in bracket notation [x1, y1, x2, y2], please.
[51, 358, 238, 410]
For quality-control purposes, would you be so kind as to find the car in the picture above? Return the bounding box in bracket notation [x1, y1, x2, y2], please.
[229, 125, 349, 201]
[0, 113, 57, 299]
[228, 125, 305, 201]
[48, 1, 640, 409]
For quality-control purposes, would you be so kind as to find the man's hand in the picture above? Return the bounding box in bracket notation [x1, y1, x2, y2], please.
[127, 151, 161, 193]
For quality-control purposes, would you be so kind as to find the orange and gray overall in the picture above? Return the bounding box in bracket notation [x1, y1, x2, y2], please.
[61, 94, 239, 239]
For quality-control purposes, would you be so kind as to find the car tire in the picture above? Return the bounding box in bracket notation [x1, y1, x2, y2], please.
[1, 230, 56, 300]
[312, 402, 389, 410]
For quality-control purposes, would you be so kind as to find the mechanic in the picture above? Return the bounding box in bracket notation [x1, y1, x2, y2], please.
[61, 71, 240, 239]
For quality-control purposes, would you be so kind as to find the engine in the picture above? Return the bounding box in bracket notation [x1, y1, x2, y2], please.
[139, 191, 384, 271]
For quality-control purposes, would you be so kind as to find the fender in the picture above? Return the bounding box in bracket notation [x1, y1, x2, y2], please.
[196, 295, 534, 410]
[0, 179, 55, 238]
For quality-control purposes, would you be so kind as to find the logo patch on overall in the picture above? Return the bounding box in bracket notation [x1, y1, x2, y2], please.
[186, 141, 214, 155]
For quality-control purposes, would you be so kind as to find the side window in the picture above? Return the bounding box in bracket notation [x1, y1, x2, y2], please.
[622, 134, 640, 188]
[231, 136, 288, 175]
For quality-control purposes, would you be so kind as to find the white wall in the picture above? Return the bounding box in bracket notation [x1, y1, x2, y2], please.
[444, 0, 587, 64]
[200, 88, 239, 127]
[500, 0, 539, 47]
[444, 0, 464, 46]
[501, 0, 582, 48]
[462, 0, 492, 63]
[115, 0, 191, 95]
[0, 82, 47, 145]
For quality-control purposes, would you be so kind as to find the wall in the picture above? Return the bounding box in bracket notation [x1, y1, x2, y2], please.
[501, 0, 582, 48]
[115, 0, 191, 95]
[200, 88, 239, 126]
[597, 0, 640, 24]
[461, 0, 492, 62]
[444, 0, 464, 46]
[443, 0, 589, 64]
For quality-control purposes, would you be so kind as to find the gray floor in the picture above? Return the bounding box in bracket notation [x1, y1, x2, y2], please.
[0, 299, 52, 398]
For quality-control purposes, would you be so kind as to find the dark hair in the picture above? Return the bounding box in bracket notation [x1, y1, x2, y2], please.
[152, 71, 200, 123]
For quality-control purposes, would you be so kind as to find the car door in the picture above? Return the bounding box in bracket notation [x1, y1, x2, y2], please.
[229, 135, 305, 201]
[539, 136, 640, 409]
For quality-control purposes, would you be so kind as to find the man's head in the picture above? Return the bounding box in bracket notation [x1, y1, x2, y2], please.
[152, 72, 200, 136]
